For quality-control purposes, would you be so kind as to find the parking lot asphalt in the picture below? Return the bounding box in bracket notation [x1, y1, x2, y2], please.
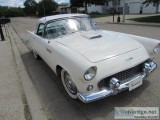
[11, 17, 160, 120]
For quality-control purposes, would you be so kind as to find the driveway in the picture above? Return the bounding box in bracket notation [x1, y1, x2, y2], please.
[11, 17, 160, 120]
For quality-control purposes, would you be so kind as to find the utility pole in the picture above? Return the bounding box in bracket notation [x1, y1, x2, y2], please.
[122, 0, 125, 22]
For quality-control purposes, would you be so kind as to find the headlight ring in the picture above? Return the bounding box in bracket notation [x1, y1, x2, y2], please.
[84, 67, 97, 81]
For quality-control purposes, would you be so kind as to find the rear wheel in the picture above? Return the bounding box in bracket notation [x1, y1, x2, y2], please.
[61, 69, 77, 99]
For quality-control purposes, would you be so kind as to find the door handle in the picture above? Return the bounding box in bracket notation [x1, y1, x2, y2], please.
[46, 48, 52, 53]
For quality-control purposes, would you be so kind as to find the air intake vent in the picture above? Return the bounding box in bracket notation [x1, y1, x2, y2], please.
[90, 35, 102, 39]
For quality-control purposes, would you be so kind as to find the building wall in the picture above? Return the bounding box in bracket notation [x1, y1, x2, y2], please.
[61, 8, 71, 14]
[108, 1, 112, 7]
[76, 7, 85, 13]
[87, 0, 159, 14]
[125, 0, 157, 14]
[67, 8, 71, 13]
[128, 2, 141, 13]
[142, 4, 156, 13]
[78, 7, 84, 11]
[87, 4, 103, 13]
[57, 6, 63, 13]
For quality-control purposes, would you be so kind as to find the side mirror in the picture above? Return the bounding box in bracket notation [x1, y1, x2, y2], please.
[92, 22, 97, 29]
[93, 22, 97, 26]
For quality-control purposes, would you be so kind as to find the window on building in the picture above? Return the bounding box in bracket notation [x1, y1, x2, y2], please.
[118, 0, 120, 5]
[106, 1, 108, 6]
[112, 0, 117, 5]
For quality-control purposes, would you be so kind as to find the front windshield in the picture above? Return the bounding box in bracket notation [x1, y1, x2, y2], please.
[45, 17, 97, 39]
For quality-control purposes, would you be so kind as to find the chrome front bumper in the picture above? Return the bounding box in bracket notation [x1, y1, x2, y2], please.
[77, 62, 157, 103]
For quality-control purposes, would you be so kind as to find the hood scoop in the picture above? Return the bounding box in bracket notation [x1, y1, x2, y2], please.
[90, 35, 102, 39]
[81, 31, 102, 40]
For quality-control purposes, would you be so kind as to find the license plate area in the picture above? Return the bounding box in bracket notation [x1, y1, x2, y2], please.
[129, 76, 143, 91]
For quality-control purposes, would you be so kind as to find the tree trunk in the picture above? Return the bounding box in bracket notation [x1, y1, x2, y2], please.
[85, 1, 88, 14]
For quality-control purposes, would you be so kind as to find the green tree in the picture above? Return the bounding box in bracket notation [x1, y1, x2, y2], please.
[38, 0, 58, 16]
[143, 0, 160, 13]
[24, 0, 37, 15]
[70, 0, 108, 13]
[0, 6, 25, 18]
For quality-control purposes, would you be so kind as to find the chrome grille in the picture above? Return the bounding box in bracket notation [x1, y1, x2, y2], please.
[98, 62, 145, 89]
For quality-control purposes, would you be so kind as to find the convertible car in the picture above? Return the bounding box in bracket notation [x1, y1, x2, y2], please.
[27, 14, 160, 103]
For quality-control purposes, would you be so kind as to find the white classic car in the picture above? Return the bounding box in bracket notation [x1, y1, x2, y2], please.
[28, 14, 160, 103]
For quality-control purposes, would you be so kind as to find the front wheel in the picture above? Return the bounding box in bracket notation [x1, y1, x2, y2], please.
[33, 51, 41, 60]
[61, 69, 78, 99]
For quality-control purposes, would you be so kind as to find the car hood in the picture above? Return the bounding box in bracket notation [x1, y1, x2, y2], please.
[56, 30, 141, 63]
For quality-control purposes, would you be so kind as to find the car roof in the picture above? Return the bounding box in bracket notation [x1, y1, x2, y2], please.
[37, 14, 88, 24]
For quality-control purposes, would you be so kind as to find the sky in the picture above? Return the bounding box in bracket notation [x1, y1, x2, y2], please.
[0, 0, 69, 7]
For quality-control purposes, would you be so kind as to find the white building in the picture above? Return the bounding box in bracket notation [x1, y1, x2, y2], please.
[87, 0, 160, 14]
[57, 3, 85, 14]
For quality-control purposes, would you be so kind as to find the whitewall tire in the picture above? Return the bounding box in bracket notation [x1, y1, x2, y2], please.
[61, 69, 77, 99]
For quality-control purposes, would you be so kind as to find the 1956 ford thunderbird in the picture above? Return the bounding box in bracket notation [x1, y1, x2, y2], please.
[27, 14, 160, 103]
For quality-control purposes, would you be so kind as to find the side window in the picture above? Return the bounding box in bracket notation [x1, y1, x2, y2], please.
[45, 20, 68, 39]
[37, 24, 44, 36]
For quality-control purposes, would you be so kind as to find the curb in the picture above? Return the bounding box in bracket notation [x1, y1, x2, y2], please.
[99, 22, 160, 27]
[8, 24, 48, 120]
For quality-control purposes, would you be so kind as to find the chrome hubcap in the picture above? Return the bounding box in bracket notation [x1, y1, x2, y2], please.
[64, 72, 77, 95]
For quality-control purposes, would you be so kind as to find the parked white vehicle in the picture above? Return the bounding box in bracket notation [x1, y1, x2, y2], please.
[27, 14, 160, 103]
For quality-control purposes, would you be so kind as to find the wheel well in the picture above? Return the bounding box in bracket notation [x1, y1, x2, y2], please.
[56, 65, 63, 78]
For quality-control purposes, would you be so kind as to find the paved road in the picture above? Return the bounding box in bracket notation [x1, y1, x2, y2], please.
[11, 17, 160, 120]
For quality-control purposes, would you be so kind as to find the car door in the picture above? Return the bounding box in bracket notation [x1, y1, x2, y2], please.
[44, 40, 57, 71]
[33, 23, 47, 59]
[42, 21, 62, 71]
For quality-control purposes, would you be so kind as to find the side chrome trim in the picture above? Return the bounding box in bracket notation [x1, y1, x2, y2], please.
[46, 48, 52, 53]
[77, 62, 157, 103]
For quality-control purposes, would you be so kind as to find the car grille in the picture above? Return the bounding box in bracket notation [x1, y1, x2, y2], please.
[98, 62, 145, 89]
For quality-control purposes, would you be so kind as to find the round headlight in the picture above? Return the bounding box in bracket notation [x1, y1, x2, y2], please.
[153, 44, 160, 53]
[84, 67, 96, 81]
[153, 48, 160, 53]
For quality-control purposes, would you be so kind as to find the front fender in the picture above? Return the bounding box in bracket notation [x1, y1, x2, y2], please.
[50, 42, 95, 93]
[106, 30, 160, 57]
[128, 34, 160, 57]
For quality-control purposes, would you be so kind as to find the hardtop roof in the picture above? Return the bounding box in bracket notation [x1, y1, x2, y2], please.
[37, 14, 88, 24]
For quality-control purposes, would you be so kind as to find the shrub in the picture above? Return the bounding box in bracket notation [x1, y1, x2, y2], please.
[0, 7, 25, 18]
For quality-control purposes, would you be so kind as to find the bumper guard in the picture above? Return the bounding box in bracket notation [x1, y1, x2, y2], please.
[77, 61, 157, 103]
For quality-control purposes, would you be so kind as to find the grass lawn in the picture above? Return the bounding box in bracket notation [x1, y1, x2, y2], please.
[128, 15, 160, 23]
[89, 13, 112, 18]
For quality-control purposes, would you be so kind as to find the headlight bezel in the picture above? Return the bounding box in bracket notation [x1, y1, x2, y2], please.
[84, 67, 97, 81]
[153, 44, 160, 53]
